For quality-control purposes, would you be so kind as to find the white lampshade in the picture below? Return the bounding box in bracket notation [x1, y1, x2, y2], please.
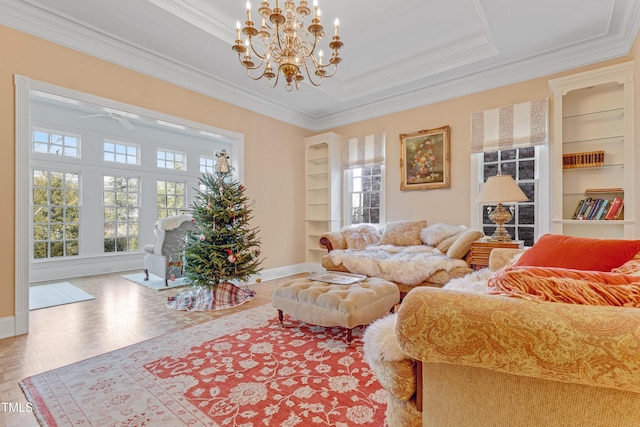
[476, 174, 528, 204]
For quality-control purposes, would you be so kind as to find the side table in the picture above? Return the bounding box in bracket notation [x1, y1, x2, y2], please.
[470, 239, 524, 270]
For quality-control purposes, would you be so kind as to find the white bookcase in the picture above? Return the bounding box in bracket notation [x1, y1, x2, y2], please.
[549, 61, 636, 239]
[304, 132, 342, 264]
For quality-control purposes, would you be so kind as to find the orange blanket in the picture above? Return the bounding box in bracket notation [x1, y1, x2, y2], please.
[488, 265, 640, 307]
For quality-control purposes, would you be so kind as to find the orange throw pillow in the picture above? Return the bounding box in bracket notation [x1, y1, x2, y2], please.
[515, 234, 640, 272]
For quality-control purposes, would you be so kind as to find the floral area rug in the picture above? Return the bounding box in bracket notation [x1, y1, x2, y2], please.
[20, 304, 387, 426]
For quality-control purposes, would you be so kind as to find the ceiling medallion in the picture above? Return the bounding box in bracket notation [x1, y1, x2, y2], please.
[232, 0, 343, 91]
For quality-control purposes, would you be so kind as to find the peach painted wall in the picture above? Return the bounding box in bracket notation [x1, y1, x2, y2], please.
[328, 38, 639, 227]
[1, 23, 638, 322]
[0, 25, 311, 319]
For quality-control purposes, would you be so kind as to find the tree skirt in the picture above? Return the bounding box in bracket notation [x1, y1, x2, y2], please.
[20, 304, 386, 426]
[167, 282, 256, 311]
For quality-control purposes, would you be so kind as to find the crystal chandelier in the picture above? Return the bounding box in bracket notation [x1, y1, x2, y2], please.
[232, 0, 343, 91]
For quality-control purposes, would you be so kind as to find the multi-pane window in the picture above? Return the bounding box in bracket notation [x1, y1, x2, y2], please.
[200, 156, 215, 174]
[157, 180, 186, 219]
[33, 129, 79, 158]
[347, 165, 383, 224]
[32, 169, 80, 259]
[103, 176, 139, 253]
[157, 149, 186, 170]
[480, 148, 536, 246]
[104, 141, 139, 165]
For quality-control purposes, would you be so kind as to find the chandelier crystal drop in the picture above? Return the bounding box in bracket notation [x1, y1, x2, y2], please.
[232, 0, 343, 91]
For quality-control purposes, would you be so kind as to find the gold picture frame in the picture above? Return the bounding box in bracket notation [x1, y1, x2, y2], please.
[400, 125, 450, 191]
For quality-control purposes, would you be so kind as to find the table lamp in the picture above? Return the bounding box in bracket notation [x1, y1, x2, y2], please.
[476, 172, 528, 242]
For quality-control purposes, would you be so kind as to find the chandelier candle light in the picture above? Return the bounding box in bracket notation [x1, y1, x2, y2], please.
[232, 0, 343, 91]
[476, 172, 529, 242]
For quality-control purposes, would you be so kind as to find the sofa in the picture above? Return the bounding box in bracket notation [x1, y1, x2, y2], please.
[319, 220, 484, 294]
[363, 234, 640, 427]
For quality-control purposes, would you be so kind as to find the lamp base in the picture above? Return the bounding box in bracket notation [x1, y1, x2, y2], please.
[487, 203, 514, 242]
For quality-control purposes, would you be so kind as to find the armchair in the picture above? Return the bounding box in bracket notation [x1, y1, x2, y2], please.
[143, 214, 195, 286]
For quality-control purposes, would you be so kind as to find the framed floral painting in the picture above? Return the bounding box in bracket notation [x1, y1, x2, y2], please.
[400, 125, 450, 191]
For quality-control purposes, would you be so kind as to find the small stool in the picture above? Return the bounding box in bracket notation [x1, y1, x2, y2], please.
[271, 277, 400, 343]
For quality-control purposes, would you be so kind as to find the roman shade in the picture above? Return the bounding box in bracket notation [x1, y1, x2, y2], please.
[342, 133, 385, 169]
[471, 98, 548, 154]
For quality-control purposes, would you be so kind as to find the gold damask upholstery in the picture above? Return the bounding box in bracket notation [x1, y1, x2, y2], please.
[365, 248, 640, 426]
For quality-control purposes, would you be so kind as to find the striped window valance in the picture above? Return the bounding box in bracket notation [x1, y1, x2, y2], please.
[342, 133, 385, 169]
[471, 98, 548, 154]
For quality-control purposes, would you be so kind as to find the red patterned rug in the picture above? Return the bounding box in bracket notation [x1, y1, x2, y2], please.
[20, 304, 387, 426]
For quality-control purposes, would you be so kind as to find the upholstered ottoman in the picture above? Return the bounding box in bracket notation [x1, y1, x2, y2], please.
[271, 277, 400, 343]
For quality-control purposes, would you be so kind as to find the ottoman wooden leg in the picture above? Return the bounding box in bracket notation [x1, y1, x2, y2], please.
[277, 309, 284, 326]
[346, 328, 353, 345]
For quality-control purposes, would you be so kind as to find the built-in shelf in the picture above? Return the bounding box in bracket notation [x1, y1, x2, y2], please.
[305, 133, 342, 265]
[549, 61, 635, 239]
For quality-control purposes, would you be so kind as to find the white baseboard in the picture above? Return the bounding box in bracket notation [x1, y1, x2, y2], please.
[30, 253, 146, 283]
[247, 263, 323, 284]
[0, 315, 17, 340]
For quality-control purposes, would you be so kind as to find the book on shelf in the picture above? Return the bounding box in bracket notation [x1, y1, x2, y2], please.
[571, 196, 623, 221]
[594, 199, 609, 220]
[605, 197, 624, 220]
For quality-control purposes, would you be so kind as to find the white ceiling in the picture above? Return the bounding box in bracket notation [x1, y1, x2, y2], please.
[2, 0, 639, 131]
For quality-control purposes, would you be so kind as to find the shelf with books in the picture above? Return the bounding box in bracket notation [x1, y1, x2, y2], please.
[549, 61, 635, 239]
[570, 195, 624, 221]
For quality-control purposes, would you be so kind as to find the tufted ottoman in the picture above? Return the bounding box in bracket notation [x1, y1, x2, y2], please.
[272, 277, 400, 343]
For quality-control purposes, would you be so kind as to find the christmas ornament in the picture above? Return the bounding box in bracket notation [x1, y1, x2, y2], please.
[225, 249, 236, 263]
[199, 234, 206, 241]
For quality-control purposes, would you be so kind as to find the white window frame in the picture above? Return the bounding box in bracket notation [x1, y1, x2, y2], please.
[104, 140, 140, 165]
[343, 165, 385, 226]
[156, 179, 187, 219]
[103, 175, 140, 253]
[157, 148, 186, 170]
[33, 128, 81, 158]
[470, 144, 550, 243]
[32, 168, 81, 259]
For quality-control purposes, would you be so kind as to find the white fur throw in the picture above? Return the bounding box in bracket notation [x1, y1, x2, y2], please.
[443, 268, 493, 293]
[363, 314, 406, 364]
[327, 245, 468, 285]
[157, 214, 193, 231]
[420, 223, 466, 246]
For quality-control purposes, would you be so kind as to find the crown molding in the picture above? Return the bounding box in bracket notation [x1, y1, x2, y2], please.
[1, 0, 639, 132]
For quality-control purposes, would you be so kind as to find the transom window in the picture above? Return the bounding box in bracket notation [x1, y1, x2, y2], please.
[200, 156, 215, 174]
[33, 129, 79, 158]
[103, 176, 139, 253]
[157, 149, 186, 170]
[32, 169, 80, 259]
[104, 141, 139, 165]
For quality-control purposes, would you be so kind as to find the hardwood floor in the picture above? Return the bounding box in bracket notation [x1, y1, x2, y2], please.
[0, 271, 301, 427]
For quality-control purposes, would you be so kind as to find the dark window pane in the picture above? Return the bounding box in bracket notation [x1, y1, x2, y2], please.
[519, 160, 535, 180]
[501, 162, 516, 178]
[500, 149, 516, 160]
[484, 152, 498, 162]
[517, 227, 535, 247]
[483, 163, 498, 177]
[519, 147, 535, 158]
[520, 183, 535, 201]
[518, 204, 535, 225]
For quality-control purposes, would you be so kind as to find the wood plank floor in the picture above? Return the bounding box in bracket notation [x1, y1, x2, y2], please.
[0, 271, 302, 427]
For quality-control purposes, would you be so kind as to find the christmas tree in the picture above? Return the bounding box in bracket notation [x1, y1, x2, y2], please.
[183, 172, 262, 288]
